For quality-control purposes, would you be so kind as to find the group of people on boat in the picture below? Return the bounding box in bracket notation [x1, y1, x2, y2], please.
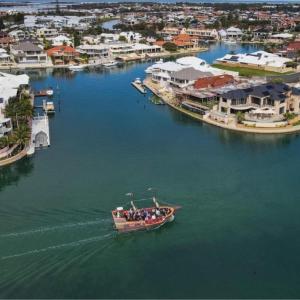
[119, 207, 168, 222]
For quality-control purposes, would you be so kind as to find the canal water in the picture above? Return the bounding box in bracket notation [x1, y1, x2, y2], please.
[1, 43, 300, 298]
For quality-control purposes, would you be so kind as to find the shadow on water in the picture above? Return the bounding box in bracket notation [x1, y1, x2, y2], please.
[0, 157, 34, 192]
[167, 105, 299, 148]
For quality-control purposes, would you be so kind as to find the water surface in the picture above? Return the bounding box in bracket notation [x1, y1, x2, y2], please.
[1, 44, 300, 298]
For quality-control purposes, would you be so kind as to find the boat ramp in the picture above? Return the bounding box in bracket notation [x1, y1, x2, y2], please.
[27, 115, 50, 156]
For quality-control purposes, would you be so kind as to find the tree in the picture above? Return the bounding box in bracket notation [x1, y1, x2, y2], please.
[236, 111, 245, 124]
[0, 136, 9, 149]
[163, 42, 177, 52]
[73, 32, 81, 47]
[157, 21, 165, 31]
[0, 18, 5, 30]
[184, 18, 190, 29]
[12, 124, 30, 149]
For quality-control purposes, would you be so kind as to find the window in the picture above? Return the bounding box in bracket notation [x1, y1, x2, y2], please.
[279, 106, 285, 114]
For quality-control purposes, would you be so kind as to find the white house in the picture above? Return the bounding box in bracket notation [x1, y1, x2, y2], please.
[51, 35, 72, 46]
[10, 41, 49, 65]
[0, 49, 11, 65]
[216, 50, 292, 72]
[77, 44, 110, 59]
[36, 27, 59, 39]
[0, 72, 29, 138]
[8, 30, 27, 41]
[226, 27, 243, 39]
[119, 32, 143, 43]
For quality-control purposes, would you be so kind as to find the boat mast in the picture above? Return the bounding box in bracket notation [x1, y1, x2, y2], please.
[126, 192, 137, 210]
[148, 187, 159, 208]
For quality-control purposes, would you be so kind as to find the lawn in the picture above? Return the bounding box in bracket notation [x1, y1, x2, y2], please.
[211, 64, 293, 77]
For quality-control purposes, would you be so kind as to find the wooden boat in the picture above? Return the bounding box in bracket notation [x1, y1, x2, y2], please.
[112, 197, 179, 232]
[35, 88, 54, 97]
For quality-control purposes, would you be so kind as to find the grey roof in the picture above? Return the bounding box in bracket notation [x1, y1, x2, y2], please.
[221, 83, 292, 102]
[171, 67, 212, 81]
[11, 41, 42, 52]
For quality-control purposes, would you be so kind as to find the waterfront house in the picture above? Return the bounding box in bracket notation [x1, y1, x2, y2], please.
[146, 56, 238, 84]
[216, 83, 300, 122]
[76, 44, 110, 60]
[216, 51, 292, 73]
[10, 41, 48, 65]
[47, 45, 79, 65]
[169, 67, 212, 88]
[172, 34, 196, 49]
[181, 28, 219, 41]
[0, 72, 29, 138]
[225, 27, 243, 40]
[194, 75, 235, 89]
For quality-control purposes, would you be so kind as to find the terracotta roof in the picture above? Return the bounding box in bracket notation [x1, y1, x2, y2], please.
[173, 34, 193, 42]
[194, 75, 234, 89]
[287, 42, 300, 51]
[47, 46, 78, 56]
[154, 40, 165, 47]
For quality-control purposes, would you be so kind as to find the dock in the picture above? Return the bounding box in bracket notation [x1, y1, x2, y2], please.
[131, 81, 147, 94]
[27, 115, 50, 156]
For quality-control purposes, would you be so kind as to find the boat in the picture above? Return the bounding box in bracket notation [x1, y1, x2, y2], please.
[68, 64, 86, 71]
[43, 99, 55, 114]
[102, 61, 119, 68]
[131, 78, 147, 94]
[35, 88, 54, 97]
[112, 197, 179, 233]
[224, 39, 237, 44]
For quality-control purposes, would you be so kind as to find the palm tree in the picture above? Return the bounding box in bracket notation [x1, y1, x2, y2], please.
[13, 124, 30, 149]
[0, 136, 9, 149]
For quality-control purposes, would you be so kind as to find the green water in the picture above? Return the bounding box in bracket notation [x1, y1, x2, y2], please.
[1, 45, 300, 298]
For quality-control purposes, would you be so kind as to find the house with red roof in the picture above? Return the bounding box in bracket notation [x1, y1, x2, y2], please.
[47, 45, 79, 65]
[194, 75, 234, 90]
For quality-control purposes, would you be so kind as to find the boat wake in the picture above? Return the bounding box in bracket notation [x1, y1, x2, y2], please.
[1, 232, 115, 260]
[0, 218, 112, 238]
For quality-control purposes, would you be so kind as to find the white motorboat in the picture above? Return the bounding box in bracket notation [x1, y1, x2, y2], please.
[102, 61, 119, 68]
[68, 64, 86, 71]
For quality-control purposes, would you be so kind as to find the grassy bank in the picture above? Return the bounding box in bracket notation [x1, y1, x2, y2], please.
[212, 63, 293, 77]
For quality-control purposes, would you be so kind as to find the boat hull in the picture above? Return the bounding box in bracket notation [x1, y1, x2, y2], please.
[112, 206, 176, 233]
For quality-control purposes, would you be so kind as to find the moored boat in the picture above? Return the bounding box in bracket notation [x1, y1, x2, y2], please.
[69, 64, 86, 71]
[102, 61, 119, 68]
[131, 78, 147, 94]
[35, 88, 54, 97]
[112, 197, 179, 232]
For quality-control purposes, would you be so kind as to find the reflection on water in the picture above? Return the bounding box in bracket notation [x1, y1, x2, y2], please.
[0, 158, 34, 192]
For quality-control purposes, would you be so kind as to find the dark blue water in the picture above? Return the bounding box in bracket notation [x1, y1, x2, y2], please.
[1, 43, 300, 299]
